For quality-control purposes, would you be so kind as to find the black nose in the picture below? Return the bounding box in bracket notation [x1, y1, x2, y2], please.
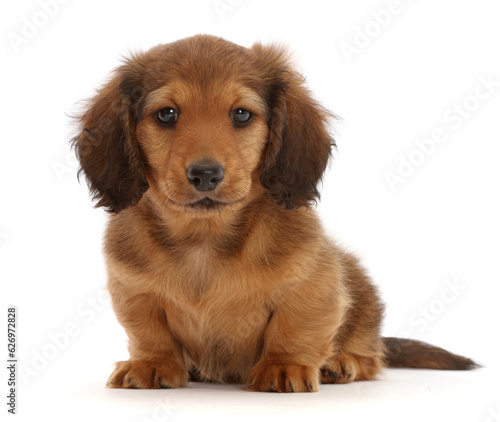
[187, 163, 224, 192]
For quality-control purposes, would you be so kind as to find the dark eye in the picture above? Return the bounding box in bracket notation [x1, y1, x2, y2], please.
[231, 108, 253, 126]
[155, 107, 179, 126]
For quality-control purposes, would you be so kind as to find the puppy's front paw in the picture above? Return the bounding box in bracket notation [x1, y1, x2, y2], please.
[107, 360, 188, 389]
[247, 362, 319, 393]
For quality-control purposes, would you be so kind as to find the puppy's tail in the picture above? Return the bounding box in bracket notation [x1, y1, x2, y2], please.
[383, 337, 479, 370]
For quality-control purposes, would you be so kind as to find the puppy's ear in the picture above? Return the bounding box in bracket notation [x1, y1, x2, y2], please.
[251, 44, 334, 210]
[72, 60, 149, 213]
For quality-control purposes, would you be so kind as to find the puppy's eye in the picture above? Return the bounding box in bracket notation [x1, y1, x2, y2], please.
[155, 107, 179, 126]
[231, 108, 253, 126]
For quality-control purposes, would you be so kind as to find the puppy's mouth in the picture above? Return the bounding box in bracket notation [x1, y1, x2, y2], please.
[188, 197, 226, 210]
[165, 195, 246, 211]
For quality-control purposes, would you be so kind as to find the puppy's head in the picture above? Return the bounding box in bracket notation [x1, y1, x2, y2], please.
[73, 35, 333, 215]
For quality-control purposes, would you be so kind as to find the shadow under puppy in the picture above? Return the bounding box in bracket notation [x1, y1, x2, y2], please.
[73, 35, 477, 392]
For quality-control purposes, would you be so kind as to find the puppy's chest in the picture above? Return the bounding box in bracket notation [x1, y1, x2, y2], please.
[167, 242, 256, 296]
[175, 243, 226, 281]
[165, 294, 270, 380]
[164, 254, 271, 346]
[167, 296, 270, 342]
[157, 240, 274, 378]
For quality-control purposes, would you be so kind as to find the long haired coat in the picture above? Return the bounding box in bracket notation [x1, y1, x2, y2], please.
[73, 35, 476, 392]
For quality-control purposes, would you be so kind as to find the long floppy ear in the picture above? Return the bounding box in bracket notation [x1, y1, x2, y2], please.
[251, 44, 334, 210]
[72, 61, 149, 213]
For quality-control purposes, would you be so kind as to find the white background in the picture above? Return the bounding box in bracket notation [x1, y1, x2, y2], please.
[1, 0, 499, 421]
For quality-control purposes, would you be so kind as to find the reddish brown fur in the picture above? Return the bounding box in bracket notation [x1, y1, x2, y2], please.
[73, 35, 476, 393]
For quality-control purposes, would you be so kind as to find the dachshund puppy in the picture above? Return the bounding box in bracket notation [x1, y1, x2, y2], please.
[73, 35, 476, 392]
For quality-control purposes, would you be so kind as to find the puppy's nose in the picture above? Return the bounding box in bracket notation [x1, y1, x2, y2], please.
[187, 163, 224, 192]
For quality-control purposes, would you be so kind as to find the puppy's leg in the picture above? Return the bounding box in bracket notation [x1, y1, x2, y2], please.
[321, 253, 385, 384]
[319, 318, 385, 385]
[320, 325, 385, 384]
[107, 292, 188, 389]
[246, 289, 347, 393]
